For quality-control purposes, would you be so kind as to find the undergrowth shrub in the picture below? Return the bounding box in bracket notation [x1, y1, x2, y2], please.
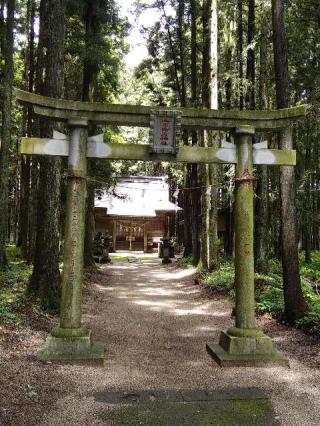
[0, 245, 32, 323]
[202, 260, 235, 295]
[187, 254, 320, 335]
[177, 255, 194, 268]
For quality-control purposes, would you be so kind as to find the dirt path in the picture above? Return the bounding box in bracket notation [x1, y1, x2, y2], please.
[1, 262, 320, 425]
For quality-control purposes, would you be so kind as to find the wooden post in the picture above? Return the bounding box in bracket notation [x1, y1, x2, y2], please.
[113, 220, 117, 252]
[144, 223, 148, 253]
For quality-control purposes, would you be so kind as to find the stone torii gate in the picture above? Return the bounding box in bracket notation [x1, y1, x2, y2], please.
[15, 88, 307, 366]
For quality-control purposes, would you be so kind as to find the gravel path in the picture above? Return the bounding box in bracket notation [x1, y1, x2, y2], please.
[2, 262, 320, 425]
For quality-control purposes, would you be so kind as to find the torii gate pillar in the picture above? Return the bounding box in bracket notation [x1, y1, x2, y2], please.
[206, 126, 288, 367]
[38, 121, 104, 362]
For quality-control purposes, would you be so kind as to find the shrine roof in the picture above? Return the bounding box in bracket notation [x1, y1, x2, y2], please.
[95, 176, 181, 218]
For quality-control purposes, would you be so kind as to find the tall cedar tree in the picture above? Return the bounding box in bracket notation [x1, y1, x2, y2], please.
[0, 1, 5, 57]
[271, 0, 308, 322]
[19, 0, 36, 261]
[28, 0, 66, 311]
[254, 4, 268, 273]
[189, 0, 200, 265]
[246, 0, 255, 110]
[178, 0, 193, 256]
[201, 0, 219, 271]
[82, 0, 100, 269]
[237, 0, 244, 110]
[0, 0, 15, 269]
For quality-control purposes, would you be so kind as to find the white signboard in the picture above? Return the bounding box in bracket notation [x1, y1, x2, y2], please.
[149, 110, 181, 155]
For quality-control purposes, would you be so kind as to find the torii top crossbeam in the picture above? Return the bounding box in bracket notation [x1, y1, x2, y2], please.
[15, 88, 307, 166]
[15, 88, 307, 131]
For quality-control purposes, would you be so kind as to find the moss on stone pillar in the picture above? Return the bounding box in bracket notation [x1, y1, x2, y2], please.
[38, 121, 104, 362]
[206, 127, 288, 367]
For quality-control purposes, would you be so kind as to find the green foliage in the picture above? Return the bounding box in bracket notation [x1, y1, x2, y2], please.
[296, 310, 320, 335]
[65, 0, 129, 101]
[300, 251, 320, 283]
[255, 279, 284, 317]
[195, 254, 320, 335]
[202, 260, 235, 295]
[177, 255, 194, 268]
[0, 245, 32, 323]
[297, 279, 320, 335]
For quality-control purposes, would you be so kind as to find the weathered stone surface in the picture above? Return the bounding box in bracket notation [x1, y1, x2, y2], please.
[21, 138, 297, 167]
[219, 331, 276, 355]
[234, 129, 256, 330]
[208, 128, 288, 368]
[206, 343, 289, 368]
[95, 389, 184, 404]
[59, 125, 88, 330]
[15, 87, 308, 130]
[94, 387, 268, 404]
[100, 399, 281, 425]
[36, 122, 105, 362]
[38, 329, 104, 362]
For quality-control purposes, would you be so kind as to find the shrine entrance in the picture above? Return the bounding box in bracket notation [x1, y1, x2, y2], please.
[117, 221, 143, 252]
[94, 176, 180, 253]
[15, 88, 307, 367]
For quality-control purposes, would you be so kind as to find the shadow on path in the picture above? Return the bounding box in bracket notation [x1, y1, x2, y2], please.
[37, 262, 320, 426]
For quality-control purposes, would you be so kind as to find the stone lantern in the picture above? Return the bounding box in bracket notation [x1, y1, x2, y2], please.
[160, 236, 173, 264]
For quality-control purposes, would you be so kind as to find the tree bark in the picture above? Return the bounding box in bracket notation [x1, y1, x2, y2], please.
[200, 0, 219, 271]
[28, 0, 66, 311]
[254, 3, 268, 273]
[0, 0, 5, 57]
[246, 0, 255, 110]
[177, 0, 192, 256]
[19, 0, 36, 260]
[189, 0, 200, 265]
[177, 0, 186, 108]
[0, 0, 15, 269]
[271, 0, 307, 322]
[237, 0, 244, 110]
[81, 1, 99, 269]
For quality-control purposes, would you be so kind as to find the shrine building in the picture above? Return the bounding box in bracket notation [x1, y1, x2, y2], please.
[94, 176, 181, 252]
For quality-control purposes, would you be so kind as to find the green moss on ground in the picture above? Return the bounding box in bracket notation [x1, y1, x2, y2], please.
[102, 399, 278, 426]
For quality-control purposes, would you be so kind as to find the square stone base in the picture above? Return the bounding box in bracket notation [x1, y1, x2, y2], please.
[38, 329, 105, 363]
[206, 331, 289, 367]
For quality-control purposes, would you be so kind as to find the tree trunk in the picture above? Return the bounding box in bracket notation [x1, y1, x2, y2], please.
[201, 0, 219, 271]
[0, 0, 5, 57]
[178, 0, 186, 108]
[0, 0, 15, 270]
[271, 0, 307, 322]
[254, 3, 268, 273]
[178, 0, 192, 257]
[84, 181, 96, 268]
[28, 0, 66, 311]
[183, 166, 193, 256]
[82, 0, 100, 269]
[237, 0, 244, 110]
[19, 0, 36, 259]
[189, 0, 200, 265]
[303, 125, 312, 263]
[246, 0, 255, 110]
